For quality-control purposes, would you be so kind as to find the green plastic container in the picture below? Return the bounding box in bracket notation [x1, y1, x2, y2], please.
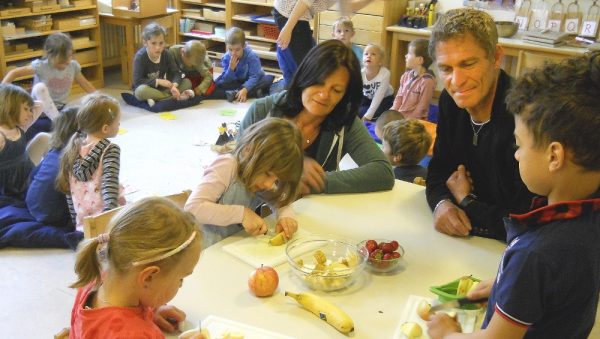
[429, 276, 482, 310]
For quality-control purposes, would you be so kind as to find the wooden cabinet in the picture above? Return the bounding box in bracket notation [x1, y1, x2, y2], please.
[174, 0, 280, 74]
[315, 0, 405, 65]
[0, 0, 104, 92]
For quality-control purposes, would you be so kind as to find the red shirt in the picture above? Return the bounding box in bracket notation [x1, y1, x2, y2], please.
[70, 283, 164, 339]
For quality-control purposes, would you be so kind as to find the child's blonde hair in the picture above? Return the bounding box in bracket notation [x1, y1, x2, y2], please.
[383, 119, 432, 165]
[364, 43, 385, 65]
[49, 107, 78, 150]
[142, 22, 166, 41]
[225, 27, 246, 46]
[183, 40, 207, 67]
[332, 16, 355, 32]
[0, 83, 34, 128]
[56, 93, 120, 193]
[44, 32, 73, 63]
[234, 118, 303, 207]
[71, 197, 201, 288]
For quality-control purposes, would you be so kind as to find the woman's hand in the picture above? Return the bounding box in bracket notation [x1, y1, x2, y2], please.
[300, 157, 326, 195]
[277, 24, 294, 50]
[427, 313, 462, 339]
[154, 305, 186, 333]
[243, 207, 268, 235]
[276, 217, 298, 238]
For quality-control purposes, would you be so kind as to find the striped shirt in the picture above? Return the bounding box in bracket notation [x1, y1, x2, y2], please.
[66, 138, 121, 225]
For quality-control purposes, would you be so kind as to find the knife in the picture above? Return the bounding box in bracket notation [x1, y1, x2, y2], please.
[429, 297, 488, 313]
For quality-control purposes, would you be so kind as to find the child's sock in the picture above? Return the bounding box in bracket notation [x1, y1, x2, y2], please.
[178, 89, 195, 101]
[147, 98, 156, 107]
[31, 83, 59, 120]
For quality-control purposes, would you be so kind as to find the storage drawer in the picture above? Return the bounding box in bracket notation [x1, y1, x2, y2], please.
[53, 18, 79, 30]
[0, 7, 31, 17]
[319, 24, 382, 46]
[74, 49, 98, 65]
[320, 11, 383, 31]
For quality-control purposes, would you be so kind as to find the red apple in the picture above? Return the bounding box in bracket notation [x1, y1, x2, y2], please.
[248, 265, 279, 297]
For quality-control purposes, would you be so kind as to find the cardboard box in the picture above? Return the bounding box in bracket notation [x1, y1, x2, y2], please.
[53, 18, 79, 30]
[72, 0, 93, 6]
[1, 24, 16, 36]
[194, 22, 215, 33]
[112, 0, 167, 18]
[74, 49, 98, 65]
[203, 8, 225, 22]
[78, 15, 96, 26]
[71, 36, 91, 48]
[22, 1, 61, 13]
[0, 7, 31, 17]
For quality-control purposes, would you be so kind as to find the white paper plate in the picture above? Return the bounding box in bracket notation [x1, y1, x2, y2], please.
[392, 295, 484, 339]
[222, 229, 311, 268]
[180, 315, 296, 339]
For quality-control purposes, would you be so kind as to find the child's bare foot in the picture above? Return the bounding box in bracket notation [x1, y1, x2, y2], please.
[178, 89, 195, 101]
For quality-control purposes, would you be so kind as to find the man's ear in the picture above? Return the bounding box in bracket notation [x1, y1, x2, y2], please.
[493, 45, 504, 69]
[548, 141, 565, 172]
[138, 265, 161, 288]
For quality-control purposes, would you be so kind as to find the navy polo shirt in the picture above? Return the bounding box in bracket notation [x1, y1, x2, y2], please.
[482, 193, 600, 338]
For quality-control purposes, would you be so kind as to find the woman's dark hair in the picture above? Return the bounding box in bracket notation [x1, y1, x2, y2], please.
[276, 39, 362, 131]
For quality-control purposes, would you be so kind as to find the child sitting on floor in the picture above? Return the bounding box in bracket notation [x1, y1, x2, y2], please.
[132, 23, 194, 107]
[390, 38, 435, 120]
[331, 16, 363, 66]
[382, 119, 431, 183]
[185, 118, 303, 248]
[359, 44, 395, 121]
[168, 40, 216, 97]
[210, 27, 273, 103]
[69, 197, 201, 338]
[56, 93, 125, 231]
[2, 32, 96, 140]
[426, 51, 600, 339]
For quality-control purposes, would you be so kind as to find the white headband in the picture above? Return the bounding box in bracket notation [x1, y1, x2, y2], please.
[131, 231, 197, 267]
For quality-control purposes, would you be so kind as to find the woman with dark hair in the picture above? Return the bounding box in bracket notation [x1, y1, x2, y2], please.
[239, 40, 395, 195]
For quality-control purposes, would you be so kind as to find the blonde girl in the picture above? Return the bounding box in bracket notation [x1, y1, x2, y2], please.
[2, 33, 96, 139]
[56, 93, 125, 231]
[0, 84, 44, 199]
[69, 197, 202, 338]
[360, 44, 395, 121]
[185, 117, 303, 248]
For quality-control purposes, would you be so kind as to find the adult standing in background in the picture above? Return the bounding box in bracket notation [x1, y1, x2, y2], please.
[240, 40, 395, 195]
[425, 8, 533, 241]
[273, 0, 372, 85]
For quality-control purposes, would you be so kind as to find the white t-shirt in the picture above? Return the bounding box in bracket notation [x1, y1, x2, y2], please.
[274, 0, 337, 21]
[361, 67, 394, 119]
[31, 58, 81, 106]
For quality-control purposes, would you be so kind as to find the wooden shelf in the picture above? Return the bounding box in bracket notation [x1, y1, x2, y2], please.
[5, 41, 100, 62]
[179, 32, 225, 42]
[0, 5, 97, 20]
[181, 15, 225, 24]
[231, 0, 274, 7]
[246, 35, 276, 43]
[253, 49, 276, 60]
[180, 1, 226, 9]
[3, 24, 99, 41]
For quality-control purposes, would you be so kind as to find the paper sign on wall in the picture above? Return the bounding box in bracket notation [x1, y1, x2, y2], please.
[564, 18, 580, 33]
[547, 19, 562, 31]
[516, 16, 530, 30]
[580, 20, 598, 37]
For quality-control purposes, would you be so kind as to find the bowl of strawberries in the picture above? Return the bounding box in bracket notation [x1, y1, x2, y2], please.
[359, 239, 404, 273]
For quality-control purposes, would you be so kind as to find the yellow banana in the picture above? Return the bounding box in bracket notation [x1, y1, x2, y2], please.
[200, 328, 211, 339]
[268, 232, 286, 246]
[456, 276, 473, 297]
[285, 291, 354, 334]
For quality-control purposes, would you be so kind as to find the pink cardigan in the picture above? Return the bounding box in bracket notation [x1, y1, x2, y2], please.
[391, 70, 435, 120]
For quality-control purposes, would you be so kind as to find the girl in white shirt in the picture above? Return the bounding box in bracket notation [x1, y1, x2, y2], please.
[360, 44, 395, 121]
[185, 118, 303, 248]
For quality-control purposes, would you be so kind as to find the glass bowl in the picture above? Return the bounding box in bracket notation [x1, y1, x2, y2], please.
[286, 234, 368, 292]
[359, 239, 405, 273]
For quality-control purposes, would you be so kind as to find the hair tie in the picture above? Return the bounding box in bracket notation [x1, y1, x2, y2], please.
[96, 233, 110, 244]
[131, 231, 197, 267]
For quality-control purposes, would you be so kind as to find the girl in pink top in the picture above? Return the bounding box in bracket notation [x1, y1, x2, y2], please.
[185, 118, 303, 248]
[67, 197, 202, 338]
[390, 38, 436, 120]
[56, 94, 125, 231]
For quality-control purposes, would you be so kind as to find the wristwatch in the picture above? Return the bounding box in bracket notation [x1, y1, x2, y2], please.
[459, 193, 478, 209]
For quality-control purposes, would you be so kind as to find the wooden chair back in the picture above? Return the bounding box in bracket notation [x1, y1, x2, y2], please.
[515, 50, 565, 78]
[82, 190, 191, 239]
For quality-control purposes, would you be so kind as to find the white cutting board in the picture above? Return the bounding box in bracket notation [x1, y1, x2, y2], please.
[181, 315, 296, 339]
[222, 228, 311, 268]
[393, 295, 484, 338]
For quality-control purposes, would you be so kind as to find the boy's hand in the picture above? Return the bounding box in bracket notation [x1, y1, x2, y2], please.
[154, 305, 186, 333]
[243, 207, 268, 235]
[277, 25, 293, 50]
[446, 164, 473, 202]
[276, 217, 298, 238]
[157, 79, 173, 88]
[235, 88, 248, 102]
[433, 200, 472, 236]
[467, 279, 493, 300]
[229, 54, 239, 71]
[427, 313, 462, 339]
[170, 85, 181, 100]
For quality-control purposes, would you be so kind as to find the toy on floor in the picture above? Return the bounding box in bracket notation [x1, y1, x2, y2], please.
[211, 122, 239, 153]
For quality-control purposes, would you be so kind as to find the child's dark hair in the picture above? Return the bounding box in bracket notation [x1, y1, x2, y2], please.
[44, 32, 73, 62]
[383, 119, 432, 165]
[56, 93, 120, 193]
[409, 38, 433, 69]
[234, 117, 303, 207]
[0, 83, 34, 128]
[71, 197, 201, 288]
[142, 22, 166, 41]
[375, 110, 405, 133]
[225, 27, 246, 46]
[50, 107, 78, 150]
[506, 51, 600, 171]
[276, 39, 362, 131]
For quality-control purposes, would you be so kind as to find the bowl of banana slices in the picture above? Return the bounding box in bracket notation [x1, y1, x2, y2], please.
[286, 234, 368, 292]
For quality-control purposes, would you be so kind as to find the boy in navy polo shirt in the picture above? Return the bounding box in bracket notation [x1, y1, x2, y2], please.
[426, 52, 600, 338]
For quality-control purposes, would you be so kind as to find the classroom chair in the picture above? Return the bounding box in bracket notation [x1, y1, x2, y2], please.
[82, 190, 191, 239]
[515, 50, 565, 78]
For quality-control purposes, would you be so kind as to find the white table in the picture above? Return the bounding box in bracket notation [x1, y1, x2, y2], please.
[170, 180, 506, 338]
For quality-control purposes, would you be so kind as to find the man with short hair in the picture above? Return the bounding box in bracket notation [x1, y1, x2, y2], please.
[425, 8, 533, 241]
